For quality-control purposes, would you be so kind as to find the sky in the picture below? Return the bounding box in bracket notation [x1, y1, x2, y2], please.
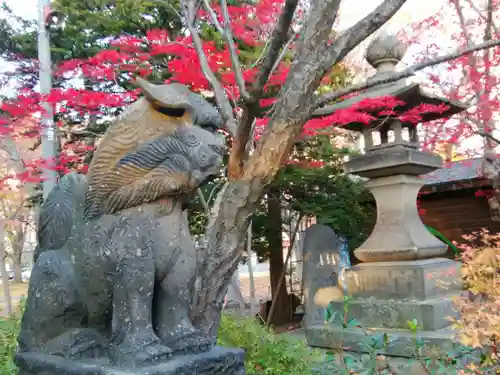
[3, 0, 37, 21]
[337, 0, 444, 30]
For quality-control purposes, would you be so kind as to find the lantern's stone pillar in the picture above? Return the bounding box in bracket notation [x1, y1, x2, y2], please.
[344, 141, 448, 263]
[355, 175, 446, 262]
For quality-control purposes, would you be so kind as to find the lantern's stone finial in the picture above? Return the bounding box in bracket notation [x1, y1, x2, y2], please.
[365, 32, 408, 72]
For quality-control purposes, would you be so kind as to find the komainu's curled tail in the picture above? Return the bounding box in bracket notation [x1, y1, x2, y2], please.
[34, 172, 88, 262]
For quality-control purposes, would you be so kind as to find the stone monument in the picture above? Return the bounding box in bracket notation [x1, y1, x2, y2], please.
[15, 77, 245, 374]
[305, 33, 468, 356]
[302, 225, 344, 328]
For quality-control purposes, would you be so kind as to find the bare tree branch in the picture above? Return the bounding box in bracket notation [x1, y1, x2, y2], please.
[202, 0, 250, 100]
[321, 0, 408, 71]
[269, 32, 296, 77]
[315, 38, 500, 109]
[182, 0, 238, 137]
[201, 0, 224, 33]
[481, 0, 496, 151]
[242, 0, 347, 178]
[476, 131, 500, 145]
[485, 0, 494, 40]
[219, 0, 250, 100]
[466, 0, 500, 36]
[453, 0, 474, 44]
[196, 188, 210, 214]
[250, 38, 273, 68]
[253, 0, 299, 91]
[450, 0, 496, 154]
[450, 0, 481, 104]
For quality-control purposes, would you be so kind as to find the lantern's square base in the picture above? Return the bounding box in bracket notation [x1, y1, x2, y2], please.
[305, 324, 460, 357]
[304, 258, 463, 357]
[343, 258, 462, 300]
[15, 346, 245, 375]
[326, 297, 458, 331]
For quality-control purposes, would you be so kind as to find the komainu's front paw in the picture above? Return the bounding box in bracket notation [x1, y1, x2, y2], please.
[110, 329, 173, 367]
[163, 327, 213, 355]
[44, 328, 108, 360]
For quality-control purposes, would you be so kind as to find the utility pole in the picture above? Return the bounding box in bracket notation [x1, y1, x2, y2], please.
[37, 0, 58, 198]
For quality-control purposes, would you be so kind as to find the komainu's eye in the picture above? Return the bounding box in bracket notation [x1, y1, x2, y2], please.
[153, 103, 186, 118]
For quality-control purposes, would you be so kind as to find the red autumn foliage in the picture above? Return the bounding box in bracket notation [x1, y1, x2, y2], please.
[405, 0, 500, 156]
[0, 0, 473, 190]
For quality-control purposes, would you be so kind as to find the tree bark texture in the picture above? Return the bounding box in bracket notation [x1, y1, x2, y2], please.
[0, 221, 12, 316]
[11, 222, 26, 283]
[266, 188, 291, 325]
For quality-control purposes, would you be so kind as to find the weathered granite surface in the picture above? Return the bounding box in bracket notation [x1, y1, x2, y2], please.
[16, 347, 245, 375]
[301, 224, 343, 328]
[16, 78, 244, 373]
[343, 258, 462, 300]
[351, 175, 449, 262]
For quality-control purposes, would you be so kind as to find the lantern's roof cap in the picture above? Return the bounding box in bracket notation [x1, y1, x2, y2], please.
[313, 32, 469, 131]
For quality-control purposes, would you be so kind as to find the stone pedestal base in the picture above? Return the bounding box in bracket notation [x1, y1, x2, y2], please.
[304, 258, 463, 357]
[15, 347, 245, 375]
[305, 325, 460, 357]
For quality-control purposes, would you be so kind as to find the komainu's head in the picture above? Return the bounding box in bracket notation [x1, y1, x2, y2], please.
[84, 78, 226, 219]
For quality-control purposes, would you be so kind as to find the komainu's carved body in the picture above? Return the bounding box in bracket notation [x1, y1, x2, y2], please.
[17, 79, 225, 368]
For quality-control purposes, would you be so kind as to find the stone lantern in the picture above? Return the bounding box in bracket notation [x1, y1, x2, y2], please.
[305, 33, 469, 356]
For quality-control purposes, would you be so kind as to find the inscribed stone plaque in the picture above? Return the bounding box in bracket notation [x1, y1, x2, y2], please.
[344, 258, 462, 300]
[302, 224, 342, 328]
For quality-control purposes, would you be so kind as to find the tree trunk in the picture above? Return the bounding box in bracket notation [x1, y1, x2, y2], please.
[189, 0, 405, 342]
[13, 257, 22, 283]
[83, 113, 99, 166]
[246, 223, 257, 311]
[266, 188, 291, 326]
[11, 219, 26, 283]
[0, 221, 12, 316]
[190, 181, 263, 340]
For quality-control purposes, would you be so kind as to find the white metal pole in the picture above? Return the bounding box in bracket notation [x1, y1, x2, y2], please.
[37, 0, 58, 198]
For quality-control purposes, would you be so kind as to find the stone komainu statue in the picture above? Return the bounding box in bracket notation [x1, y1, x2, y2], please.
[17, 78, 225, 368]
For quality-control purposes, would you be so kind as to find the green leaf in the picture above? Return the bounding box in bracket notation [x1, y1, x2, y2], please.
[323, 303, 335, 323]
[347, 318, 362, 328]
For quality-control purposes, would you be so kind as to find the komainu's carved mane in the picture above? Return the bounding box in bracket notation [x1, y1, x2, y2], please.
[83, 78, 223, 219]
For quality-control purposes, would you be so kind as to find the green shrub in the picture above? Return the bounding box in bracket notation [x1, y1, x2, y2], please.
[0, 299, 24, 375]
[218, 313, 321, 374]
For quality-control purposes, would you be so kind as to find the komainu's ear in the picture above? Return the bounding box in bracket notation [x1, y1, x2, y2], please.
[135, 76, 223, 131]
[135, 76, 194, 117]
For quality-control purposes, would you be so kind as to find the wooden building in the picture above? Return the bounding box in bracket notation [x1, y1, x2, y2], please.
[419, 157, 500, 245]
